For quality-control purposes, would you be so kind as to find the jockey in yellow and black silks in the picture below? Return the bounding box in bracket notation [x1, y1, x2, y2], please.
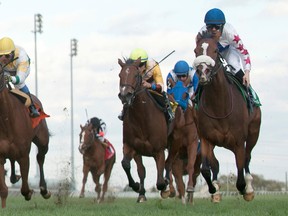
[0, 37, 40, 117]
[118, 48, 174, 122]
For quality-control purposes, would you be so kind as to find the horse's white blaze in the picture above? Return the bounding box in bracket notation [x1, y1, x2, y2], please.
[201, 42, 209, 56]
[79, 131, 86, 150]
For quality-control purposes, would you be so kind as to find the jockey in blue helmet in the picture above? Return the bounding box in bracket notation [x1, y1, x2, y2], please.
[166, 60, 198, 110]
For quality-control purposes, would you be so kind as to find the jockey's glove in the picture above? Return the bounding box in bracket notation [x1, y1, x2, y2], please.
[4, 75, 12, 83]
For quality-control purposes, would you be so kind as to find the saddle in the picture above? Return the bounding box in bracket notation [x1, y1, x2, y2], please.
[147, 89, 173, 123]
[9, 88, 49, 128]
[9, 89, 31, 107]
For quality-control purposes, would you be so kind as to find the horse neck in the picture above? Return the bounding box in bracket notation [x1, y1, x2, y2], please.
[129, 89, 153, 121]
[0, 87, 16, 139]
[85, 139, 105, 156]
[202, 65, 231, 108]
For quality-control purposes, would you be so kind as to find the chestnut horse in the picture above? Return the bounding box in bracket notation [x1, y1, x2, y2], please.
[118, 58, 169, 202]
[0, 65, 51, 208]
[79, 122, 115, 202]
[165, 81, 201, 204]
[193, 32, 261, 202]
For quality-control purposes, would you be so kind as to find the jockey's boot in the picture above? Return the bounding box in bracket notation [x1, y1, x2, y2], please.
[235, 70, 253, 110]
[118, 104, 127, 121]
[28, 93, 40, 118]
[118, 110, 124, 121]
[163, 92, 175, 122]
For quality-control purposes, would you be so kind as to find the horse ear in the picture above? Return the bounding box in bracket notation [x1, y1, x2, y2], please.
[80, 124, 83, 129]
[118, 58, 125, 67]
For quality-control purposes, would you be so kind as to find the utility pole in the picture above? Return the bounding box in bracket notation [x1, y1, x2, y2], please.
[33, 13, 43, 179]
[70, 38, 78, 190]
[33, 13, 43, 97]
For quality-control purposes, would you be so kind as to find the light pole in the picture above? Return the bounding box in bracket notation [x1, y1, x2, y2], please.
[70, 38, 78, 190]
[33, 13, 43, 97]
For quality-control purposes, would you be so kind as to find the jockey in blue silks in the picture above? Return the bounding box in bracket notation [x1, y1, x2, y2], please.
[166, 60, 198, 111]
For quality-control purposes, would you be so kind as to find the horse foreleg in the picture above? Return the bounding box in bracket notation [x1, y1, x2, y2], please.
[0, 160, 8, 208]
[9, 159, 21, 184]
[121, 156, 139, 190]
[186, 138, 198, 195]
[79, 164, 89, 198]
[18, 156, 34, 201]
[235, 146, 246, 196]
[36, 146, 51, 199]
[91, 171, 101, 203]
[101, 157, 115, 202]
[172, 158, 186, 204]
[134, 155, 147, 202]
[154, 151, 167, 192]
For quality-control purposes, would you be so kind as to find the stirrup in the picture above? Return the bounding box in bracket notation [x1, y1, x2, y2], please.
[29, 106, 40, 118]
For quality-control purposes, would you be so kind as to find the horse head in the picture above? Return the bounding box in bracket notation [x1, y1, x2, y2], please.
[79, 123, 96, 154]
[193, 31, 220, 85]
[118, 58, 142, 106]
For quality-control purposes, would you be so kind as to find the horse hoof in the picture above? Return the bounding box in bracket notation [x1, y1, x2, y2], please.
[187, 192, 194, 204]
[10, 175, 21, 184]
[137, 195, 147, 203]
[40, 187, 51, 199]
[243, 192, 254, 201]
[181, 196, 186, 205]
[160, 190, 170, 199]
[43, 191, 52, 199]
[24, 189, 34, 201]
[169, 190, 176, 198]
[211, 193, 221, 203]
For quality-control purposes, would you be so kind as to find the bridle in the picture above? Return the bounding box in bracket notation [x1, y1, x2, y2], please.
[118, 63, 145, 106]
[194, 41, 234, 119]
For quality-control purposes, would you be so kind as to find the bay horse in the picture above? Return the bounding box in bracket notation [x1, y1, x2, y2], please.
[79, 122, 115, 202]
[193, 32, 261, 202]
[118, 58, 169, 202]
[165, 80, 201, 204]
[0, 65, 51, 208]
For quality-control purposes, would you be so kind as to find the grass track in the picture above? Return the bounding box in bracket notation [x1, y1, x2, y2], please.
[1, 193, 287, 216]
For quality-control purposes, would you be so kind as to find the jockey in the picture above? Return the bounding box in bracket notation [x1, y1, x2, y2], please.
[118, 48, 174, 122]
[196, 8, 251, 87]
[90, 117, 107, 142]
[0, 37, 40, 118]
[166, 60, 199, 109]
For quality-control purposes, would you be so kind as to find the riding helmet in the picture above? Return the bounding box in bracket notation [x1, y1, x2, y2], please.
[129, 48, 148, 62]
[173, 60, 190, 75]
[0, 37, 15, 55]
[204, 8, 226, 25]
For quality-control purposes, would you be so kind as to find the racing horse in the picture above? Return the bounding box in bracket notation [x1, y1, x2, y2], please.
[0, 64, 51, 208]
[193, 32, 261, 202]
[78, 122, 115, 202]
[165, 80, 201, 204]
[118, 58, 169, 202]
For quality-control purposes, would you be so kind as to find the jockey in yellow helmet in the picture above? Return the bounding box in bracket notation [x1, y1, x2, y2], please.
[0, 37, 40, 117]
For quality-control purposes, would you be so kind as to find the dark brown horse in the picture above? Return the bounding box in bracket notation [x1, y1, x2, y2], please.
[165, 81, 201, 204]
[0, 65, 51, 208]
[118, 58, 169, 202]
[79, 122, 115, 202]
[193, 32, 261, 202]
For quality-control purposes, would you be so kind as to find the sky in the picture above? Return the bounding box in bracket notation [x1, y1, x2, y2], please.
[1, 0, 288, 193]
